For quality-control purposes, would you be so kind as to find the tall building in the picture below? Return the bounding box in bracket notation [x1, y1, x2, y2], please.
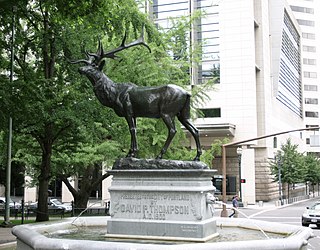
[288, 0, 320, 155]
[145, 0, 307, 203]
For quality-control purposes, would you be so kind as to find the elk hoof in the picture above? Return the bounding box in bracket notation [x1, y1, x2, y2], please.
[193, 156, 200, 161]
[156, 155, 163, 160]
[126, 152, 136, 158]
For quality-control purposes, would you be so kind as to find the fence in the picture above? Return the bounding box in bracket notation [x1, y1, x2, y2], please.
[0, 200, 110, 224]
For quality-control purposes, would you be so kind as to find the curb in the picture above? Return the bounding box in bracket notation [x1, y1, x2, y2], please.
[0, 241, 16, 249]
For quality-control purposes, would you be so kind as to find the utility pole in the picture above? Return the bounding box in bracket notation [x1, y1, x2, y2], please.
[4, 5, 16, 225]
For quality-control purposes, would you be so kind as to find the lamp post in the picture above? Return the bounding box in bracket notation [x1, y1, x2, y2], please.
[4, 4, 16, 226]
[236, 147, 243, 202]
[277, 156, 283, 205]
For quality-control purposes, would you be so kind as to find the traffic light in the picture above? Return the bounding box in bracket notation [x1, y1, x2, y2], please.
[240, 179, 246, 183]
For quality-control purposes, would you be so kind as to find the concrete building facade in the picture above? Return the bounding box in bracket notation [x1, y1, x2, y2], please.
[288, 0, 320, 155]
[147, 0, 306, 203]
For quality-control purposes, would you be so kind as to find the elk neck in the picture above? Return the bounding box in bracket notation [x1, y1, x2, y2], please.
[84, 68, 117, 108]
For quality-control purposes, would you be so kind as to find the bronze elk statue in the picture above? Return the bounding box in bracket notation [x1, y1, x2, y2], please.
[71, 32, 202, 161]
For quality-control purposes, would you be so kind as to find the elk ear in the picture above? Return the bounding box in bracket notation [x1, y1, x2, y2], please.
[98, 60, 105, 71]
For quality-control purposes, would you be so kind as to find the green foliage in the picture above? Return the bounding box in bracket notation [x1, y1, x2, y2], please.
[0, 131, 7, 184]
[200, 138, 230, 168]
[303, 153, 320, 185]
[270, 139, 305, 185]
[0, 0, 215, 218]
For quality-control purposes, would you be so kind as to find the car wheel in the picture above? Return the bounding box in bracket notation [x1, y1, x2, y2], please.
[302, 223, 309, 227]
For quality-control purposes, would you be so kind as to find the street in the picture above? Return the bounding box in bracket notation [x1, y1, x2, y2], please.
[235, 197, 320, 250]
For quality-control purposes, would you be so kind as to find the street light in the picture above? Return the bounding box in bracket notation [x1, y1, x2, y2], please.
[236, 147, 243, 201]
[278, 156, 283, 205]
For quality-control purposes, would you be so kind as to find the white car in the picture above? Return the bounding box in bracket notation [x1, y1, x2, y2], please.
[302, 201, 320, 227]
[0, 197, 21, 209]
[49, 199, 72, 211]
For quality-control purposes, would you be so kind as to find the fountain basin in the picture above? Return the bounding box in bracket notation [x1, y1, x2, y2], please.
[12, 216, 313, 250]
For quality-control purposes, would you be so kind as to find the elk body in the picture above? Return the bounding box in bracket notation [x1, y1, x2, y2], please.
[72, 33, 202, 161]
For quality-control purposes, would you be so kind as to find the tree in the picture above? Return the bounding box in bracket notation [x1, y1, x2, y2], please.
[1, 0, 214, 221]
[0, 0, 155, 222]
[201, 138, 229, 168]
[270, 139, 305, 200]
[303, 153, 320, 195]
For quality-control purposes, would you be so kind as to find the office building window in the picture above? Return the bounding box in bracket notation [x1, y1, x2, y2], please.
[277, 10, 302, 117]
[199, 108, 221, 118]
[303, 45, 316, 52]
[152, 0, 220, 85]
[196, 0, 220, 84]
[304, 71, 317, 78]
[297, 19, 315, 26]
[303, 58, 316, 65]
[304, 84, 318, 91]
[290, 6, 314, 14]
[305, 98, 318, 104]
[305, 111, 319, 118]
[302, 32, 315, 39]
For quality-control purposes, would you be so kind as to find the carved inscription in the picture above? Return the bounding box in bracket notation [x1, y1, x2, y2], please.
[116, 193, 191, 221]
[181, 225, 199, 233]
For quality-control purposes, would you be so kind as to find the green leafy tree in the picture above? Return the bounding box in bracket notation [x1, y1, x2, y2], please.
[0, 0, 155, 222]
[270, 139, 305, 200]
[303, 153, 320, 195]
[201, 138, 230, 168]
[1, 0, 214, 221]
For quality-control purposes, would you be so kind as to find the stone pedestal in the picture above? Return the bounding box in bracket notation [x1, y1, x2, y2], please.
[107, 158, 217, 241]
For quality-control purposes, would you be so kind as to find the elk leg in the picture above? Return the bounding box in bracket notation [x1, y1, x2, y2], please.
[156, 115, 176, 159]
[178, 118, 202, 161]
[126, 117, 138, 158]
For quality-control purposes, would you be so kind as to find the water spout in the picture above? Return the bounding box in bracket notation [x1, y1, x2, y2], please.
[71, 202, 104, 225]
[215, 201, 270, 239]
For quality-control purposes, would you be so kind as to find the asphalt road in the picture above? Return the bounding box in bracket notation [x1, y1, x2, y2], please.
[237, 197, 320, 250]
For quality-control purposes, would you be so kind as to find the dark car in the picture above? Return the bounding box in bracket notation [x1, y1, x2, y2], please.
[302, 201, 320, 227]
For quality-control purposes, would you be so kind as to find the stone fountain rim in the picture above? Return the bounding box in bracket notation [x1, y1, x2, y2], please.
[12, 216, 313, 250]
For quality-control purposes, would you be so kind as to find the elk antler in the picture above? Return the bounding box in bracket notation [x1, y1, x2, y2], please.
[99, 28, 151, 60]
[69, 28, 151, 65]
[69, 49, 93, 65]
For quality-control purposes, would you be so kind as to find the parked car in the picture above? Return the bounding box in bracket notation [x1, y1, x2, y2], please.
[302, 201, 320, 227]
[27, 199, 72, 212]
[49, 199, 72, 211]
[0, 197, 21, 209]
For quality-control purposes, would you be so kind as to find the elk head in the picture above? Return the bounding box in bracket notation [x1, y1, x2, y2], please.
[70, 29, 151, 75]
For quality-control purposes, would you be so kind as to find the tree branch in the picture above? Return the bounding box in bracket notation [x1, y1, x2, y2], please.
[52, 123, 72, 142]
[60, 174, 78, 198]
[92, 172, 110, 190]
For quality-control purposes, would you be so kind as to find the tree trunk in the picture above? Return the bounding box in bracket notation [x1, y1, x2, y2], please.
[36, 154, 51, 222]
[74, 192, 90, 211]
[313, 184, 315, 197]
[36, 136, 52, 222]
[36, 174, 49, 222]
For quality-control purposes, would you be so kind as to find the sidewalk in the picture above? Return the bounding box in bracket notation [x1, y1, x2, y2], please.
[0, 226, 16, 249]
